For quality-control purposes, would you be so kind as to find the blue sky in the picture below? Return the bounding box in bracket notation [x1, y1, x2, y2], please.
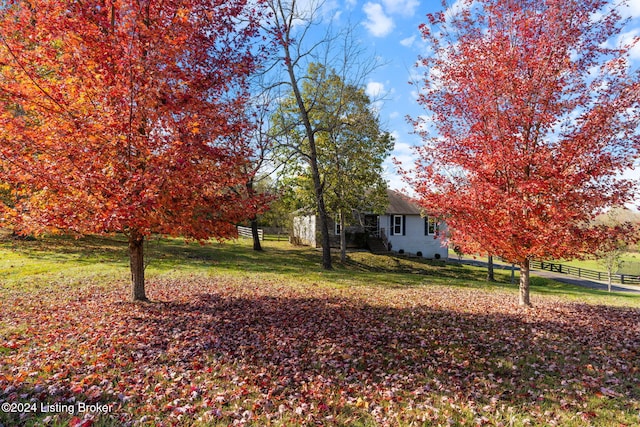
[296, 0, 640, 192]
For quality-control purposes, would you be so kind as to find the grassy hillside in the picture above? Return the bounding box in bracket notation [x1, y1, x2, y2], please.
[557, 252, 640, 276]
[1, 234, 639, 426]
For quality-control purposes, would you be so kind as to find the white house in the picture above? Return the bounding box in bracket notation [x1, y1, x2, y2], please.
[364, 190, 448, 259]
[291, 214, 318, 247]
[291, 189, 448, 259]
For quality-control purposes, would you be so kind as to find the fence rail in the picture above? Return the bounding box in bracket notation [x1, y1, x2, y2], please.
[530, 260, 640, 285]
[237, 225, 263, 241]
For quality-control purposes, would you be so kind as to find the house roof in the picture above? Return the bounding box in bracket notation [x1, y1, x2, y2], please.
[385, 189, 423, 215]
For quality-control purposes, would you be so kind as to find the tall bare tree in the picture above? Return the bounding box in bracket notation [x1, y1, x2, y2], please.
[262, 0, 382, 270]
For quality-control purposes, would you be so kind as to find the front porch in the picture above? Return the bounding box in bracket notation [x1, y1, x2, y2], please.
[364, 214, 390, 254]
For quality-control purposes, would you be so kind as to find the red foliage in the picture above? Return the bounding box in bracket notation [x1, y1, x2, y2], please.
[0, 1, 267, 297]
[407, 0, 640, 304]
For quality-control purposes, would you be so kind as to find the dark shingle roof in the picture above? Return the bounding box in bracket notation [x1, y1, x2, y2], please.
[385, 189, 422, 215]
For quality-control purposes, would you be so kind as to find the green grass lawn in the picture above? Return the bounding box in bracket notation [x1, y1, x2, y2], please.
[1, 233, 639, 426]
[556, 252, 640, 276]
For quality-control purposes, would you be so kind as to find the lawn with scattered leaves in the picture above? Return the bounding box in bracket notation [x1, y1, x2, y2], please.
[1, 235, 639, 426]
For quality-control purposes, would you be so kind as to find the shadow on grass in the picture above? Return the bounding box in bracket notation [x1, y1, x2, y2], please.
[2, 282, 639, 426]
[0, 233, 128, 263]
[0, 234, 327, 276]
[3, 234, 639, 308]
[529, 275, 640, 302]
[0, 232, 463, 284]
[115, 290, 640, 426]
[342, 253, 495, 284]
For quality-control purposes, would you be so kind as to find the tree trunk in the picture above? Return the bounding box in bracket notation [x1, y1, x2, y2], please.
[519, 258, 531, 307]
[251, 217, 263, 251]
[607, 271, 612, 292]
[245, 180, 262, 251]
[281, 32, 332, 271]
[317, 195, 333, 270]
[487, 254, 495, 282]
[339, 210, 347, 262]
[129, 231, 147, 302]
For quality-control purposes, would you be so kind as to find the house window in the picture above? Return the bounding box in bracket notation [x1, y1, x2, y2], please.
[425, 217, 439, 235]
[393, 215, 404, 235]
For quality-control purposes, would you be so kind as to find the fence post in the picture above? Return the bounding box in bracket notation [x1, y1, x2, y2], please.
[237, 225, 264, 240]
[527, 260, 621, 284]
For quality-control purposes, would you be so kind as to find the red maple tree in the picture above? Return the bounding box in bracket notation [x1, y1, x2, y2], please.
[409, 0, 640, 306]
[0, 0, 266, 300]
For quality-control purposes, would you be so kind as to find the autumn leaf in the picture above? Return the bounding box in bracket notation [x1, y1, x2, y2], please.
[1, 276, 639, 426]
[406, 0, 640, 307]
[0, 0, 269, 300]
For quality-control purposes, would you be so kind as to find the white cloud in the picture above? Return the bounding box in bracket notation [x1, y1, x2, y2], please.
[631, 41, 640, 62]
[620, 164, 640, 210]
[286, 0, 342, 27]
[365, 80, 398, 113]
[363, 3, 395, 37]
[618, 29, 640, 61]
[393, 138, 414, 154]
[444, 0, 471, 17]
[412, 114, 433, 135]
[382, 0, 420, 17]
[384, 164, 408, 191]
[400, 35, 416, 47]
[621, 0, 640, 19]
[384, 135, 415, 192]
[408, 61, 425, 82]
[291, 0, 315, 23]
[366, 81, 385, 98]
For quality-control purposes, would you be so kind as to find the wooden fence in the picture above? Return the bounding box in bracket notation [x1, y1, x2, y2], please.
[237, 225, 263, 241]
[530, 260, 640, 285]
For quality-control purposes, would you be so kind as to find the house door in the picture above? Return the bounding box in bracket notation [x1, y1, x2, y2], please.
[364, 215, 379, 237]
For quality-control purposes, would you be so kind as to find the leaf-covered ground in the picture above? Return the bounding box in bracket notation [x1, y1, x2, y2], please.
[2, 272, 639, 426]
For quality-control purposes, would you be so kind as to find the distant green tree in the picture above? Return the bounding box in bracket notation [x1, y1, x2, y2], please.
[597, 244, 626, 292]
[594, 208, 640, 292]
[274, 63, 393, 261]
[262, 0, 382, 270]
[313, 71, 393, 261]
